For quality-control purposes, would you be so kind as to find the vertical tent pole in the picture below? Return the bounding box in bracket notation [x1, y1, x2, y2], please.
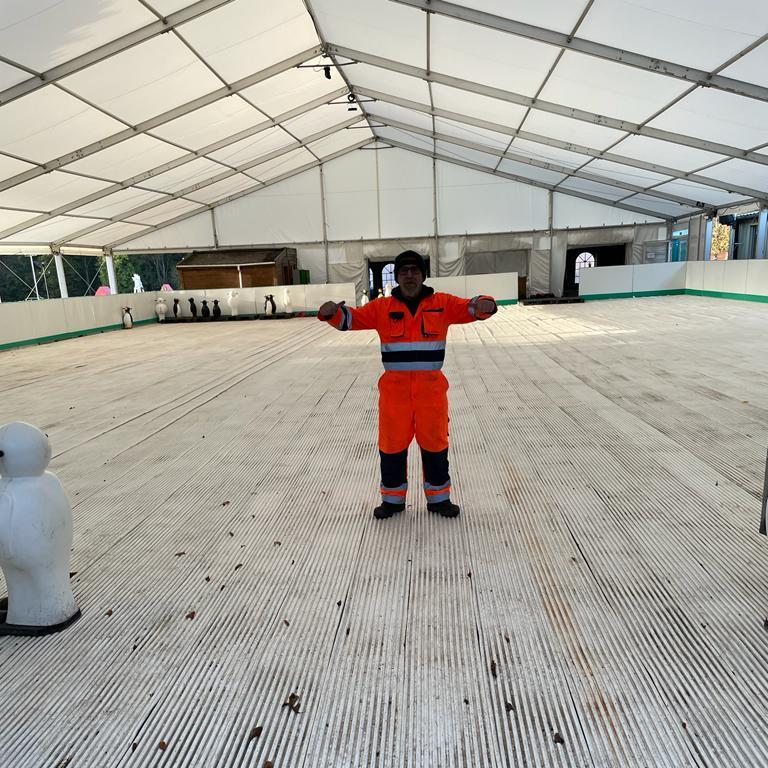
[703, 217, 714, 261]
[105, 251, 118, 294]
[29, 255, 40, 300]
[756, 207, 767, 260]
[54, 250, 69, 298]
[320, 163, 330, 283]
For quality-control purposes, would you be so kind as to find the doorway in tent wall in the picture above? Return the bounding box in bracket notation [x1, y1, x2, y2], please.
[368, 258, 431, 297]
[564, 244, 627, 296]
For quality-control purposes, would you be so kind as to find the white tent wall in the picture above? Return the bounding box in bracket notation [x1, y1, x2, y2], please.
[214, 169, 324, 245]
[435, 161, 550, 235]
[114, 145, 674, 299]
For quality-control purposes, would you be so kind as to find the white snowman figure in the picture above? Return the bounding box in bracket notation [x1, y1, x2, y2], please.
[131, 273, 144, 293]
[384, 282, 393, 297]
[227, 289, 240, 317]
[282, 288, 292, 314]
[360, 290, 369, 307]
[154, 297, 168, 322]
[0, 422, 80, 633]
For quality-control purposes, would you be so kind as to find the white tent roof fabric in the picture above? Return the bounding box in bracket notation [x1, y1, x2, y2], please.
[1, 0, 767, 250]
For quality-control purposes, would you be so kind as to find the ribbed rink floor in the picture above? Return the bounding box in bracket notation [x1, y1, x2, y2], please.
[1, 296, 767, 768]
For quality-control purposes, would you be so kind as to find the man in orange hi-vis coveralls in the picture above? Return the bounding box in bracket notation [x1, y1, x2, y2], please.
[318, 250, 497, 520]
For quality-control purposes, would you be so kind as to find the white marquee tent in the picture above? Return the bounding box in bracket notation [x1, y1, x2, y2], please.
[2, 0, 768, 292]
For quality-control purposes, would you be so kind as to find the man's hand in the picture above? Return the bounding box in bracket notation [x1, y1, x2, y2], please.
[476, 298, 496, 315]
[318, 300, 342, 320]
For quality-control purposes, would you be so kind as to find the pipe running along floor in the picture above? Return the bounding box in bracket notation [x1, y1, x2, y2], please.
[0, 296, 767, 768]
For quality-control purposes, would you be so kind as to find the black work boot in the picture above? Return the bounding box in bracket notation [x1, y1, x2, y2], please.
[427, 499, 460, 517]
[374, 501, 405, 519]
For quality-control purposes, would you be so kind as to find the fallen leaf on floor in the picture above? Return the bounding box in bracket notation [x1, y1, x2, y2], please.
[505, 701, 515, 712]
[273, 541, 281, 546]
[174, 552, 186, 557]
[131, 743, 138, 752]
[283, 693, 301, 714]
[228, 532, 234, 537]
[336, 601, 342, 607]
[234, 563, 243, 571]
[463, 698, 469, 705]
[553, 732, 564, 744]
[283, 619, 290, 626]
[105, 609, 113, 617]
[490, 660, 497, 678]
[222, 501, 230, 507]
[205, 576, 211, 582]
[249, 726, 263, 740]
[158, 741, 168, 751]
[504, 634, 510, 643]
[185, 611, 196, 620]
[264, 761, 273, 768]
[69, 571, 77, 578]
[467, 571, 472, 578]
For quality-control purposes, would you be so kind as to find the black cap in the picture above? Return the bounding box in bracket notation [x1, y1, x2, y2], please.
[394, 250, 426, 281]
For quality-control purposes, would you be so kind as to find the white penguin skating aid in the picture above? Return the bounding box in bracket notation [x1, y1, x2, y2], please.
[227, 289, 240, 317]
[155, 297, 168, 322]
[0, 422, 80, 635]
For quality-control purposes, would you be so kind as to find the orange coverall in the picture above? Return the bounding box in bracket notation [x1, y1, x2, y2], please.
[321, 288, 496, 505]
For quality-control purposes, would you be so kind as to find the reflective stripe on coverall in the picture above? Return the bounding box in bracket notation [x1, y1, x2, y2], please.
[321, 291, 496, 503]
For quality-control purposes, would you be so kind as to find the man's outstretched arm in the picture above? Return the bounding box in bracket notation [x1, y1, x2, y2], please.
[443, 294, 498, 325]
[318, 299, 379, 331]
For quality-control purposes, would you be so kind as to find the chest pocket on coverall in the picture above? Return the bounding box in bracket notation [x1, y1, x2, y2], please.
[421, 307, 444, 337]
[389, 311, 405, 338]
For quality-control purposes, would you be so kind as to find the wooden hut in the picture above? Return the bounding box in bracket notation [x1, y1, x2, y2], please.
[176, 248, 297, 290]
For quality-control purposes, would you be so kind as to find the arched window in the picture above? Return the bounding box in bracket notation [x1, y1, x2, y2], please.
[382, 263, 395, 287]
[575, 252, 595, 284]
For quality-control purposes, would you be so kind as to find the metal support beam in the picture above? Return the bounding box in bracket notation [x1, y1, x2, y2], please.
[105, 252, 118, 294]
[52, 116, 365, 246]
[369, 112, 710, 211]
[105, 139, 374, 249]
[329, 44, 768, 166]
[382, 135, 672, 221]
[355, 87, 768, 201]
[53, 251, 68, 298]
[391, 0, 768, 104]
[757, 208, 768, 260]
[0, 0, 237, 108]
[0, 46, 324, 194]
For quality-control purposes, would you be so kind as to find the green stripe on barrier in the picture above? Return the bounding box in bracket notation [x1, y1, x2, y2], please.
[581, 288, 768, 303]
[581, 292, 634, 300]
[0, 318, 156, 352]
[684, 289, 768, 303]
